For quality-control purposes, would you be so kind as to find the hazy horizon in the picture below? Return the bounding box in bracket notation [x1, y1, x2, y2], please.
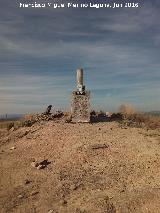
[0, 0, 160, 114]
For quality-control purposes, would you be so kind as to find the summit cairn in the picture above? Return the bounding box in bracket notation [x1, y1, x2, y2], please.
[71, 68, 90, 122]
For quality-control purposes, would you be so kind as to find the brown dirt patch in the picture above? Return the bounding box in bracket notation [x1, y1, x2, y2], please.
[0, 121, 160, 213]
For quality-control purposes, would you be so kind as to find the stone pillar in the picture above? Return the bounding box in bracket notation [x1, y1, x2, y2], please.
[76, 69, 85, 94]
[77, 68, 83, 86]
[71, 69, 90, 123]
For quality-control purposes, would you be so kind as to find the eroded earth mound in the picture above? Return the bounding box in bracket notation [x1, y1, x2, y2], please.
[0, 120, 160, 213]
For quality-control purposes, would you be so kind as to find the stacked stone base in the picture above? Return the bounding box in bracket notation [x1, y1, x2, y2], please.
[71, 91, 90, 123]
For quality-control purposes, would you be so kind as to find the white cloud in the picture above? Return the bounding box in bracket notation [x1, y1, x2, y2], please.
[98, 3, 160, 33]
[0, 0, 160, 113]
[0, 74, 72, 113]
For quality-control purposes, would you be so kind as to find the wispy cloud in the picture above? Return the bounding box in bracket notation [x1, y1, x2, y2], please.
[0, 0, 160, 113]
[0, 74, 73, 113]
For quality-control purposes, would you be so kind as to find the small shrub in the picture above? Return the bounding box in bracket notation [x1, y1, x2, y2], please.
[63, 111, 71, 116]
[118, 104, 160, 129]
[90, 110, 96, 116]
[119, 104, 136, 119]
[110, 113, 123, 120]
[7, 122, 14, 130]
[22, 120, 35, 127]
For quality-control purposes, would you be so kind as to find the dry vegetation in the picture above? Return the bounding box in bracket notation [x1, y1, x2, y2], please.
[0, 111, 65, 130]
[1, 104, 159, 131]
[0, 120, 23, 130]
[118, 104, 160, 129]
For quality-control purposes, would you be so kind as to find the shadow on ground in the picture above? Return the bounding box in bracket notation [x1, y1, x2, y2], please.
[90, 112, 123, 123]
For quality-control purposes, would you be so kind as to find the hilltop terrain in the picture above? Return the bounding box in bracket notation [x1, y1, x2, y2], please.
[0, 119, 160, 213]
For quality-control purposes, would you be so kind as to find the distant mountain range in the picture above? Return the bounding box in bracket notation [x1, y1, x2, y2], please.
[147, 111, 160, 116]
[0, 114, 24, 120]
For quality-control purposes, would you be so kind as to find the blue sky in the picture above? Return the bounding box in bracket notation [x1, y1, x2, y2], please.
[0, 0, 160, 114]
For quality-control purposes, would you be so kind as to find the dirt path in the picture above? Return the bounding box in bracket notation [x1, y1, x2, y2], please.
[0, 121, 160, 213]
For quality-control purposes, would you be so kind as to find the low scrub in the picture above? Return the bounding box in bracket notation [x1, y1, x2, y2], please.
[0, 120, 24, 130]
[118, 104, 160, 129]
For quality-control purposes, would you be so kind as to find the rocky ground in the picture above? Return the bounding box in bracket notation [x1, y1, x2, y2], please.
[0, 120, 160, 213]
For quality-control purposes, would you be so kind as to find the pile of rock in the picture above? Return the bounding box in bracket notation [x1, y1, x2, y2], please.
[34, 114, 51, 122]
[23, 111, 64, 127]
[34, 111, 64, 122]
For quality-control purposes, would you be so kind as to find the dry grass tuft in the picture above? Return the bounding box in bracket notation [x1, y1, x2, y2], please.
[0, 120, 24, 130]
[23, 114, 37, 121]
[118, 104, 160, 129]
[119, 104, 136, 118]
